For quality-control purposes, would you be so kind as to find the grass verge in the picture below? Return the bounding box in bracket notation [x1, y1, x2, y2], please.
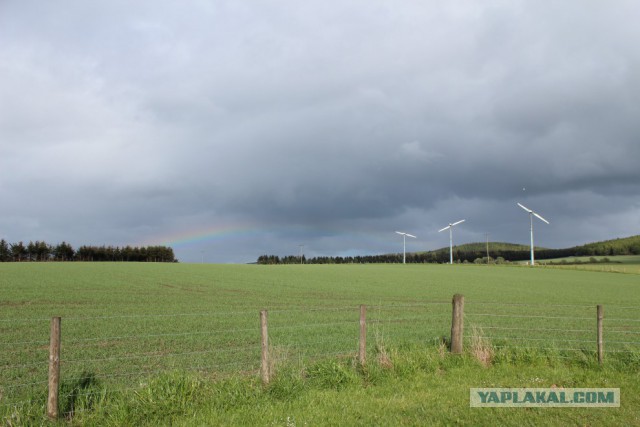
[3, 344, 639, 426]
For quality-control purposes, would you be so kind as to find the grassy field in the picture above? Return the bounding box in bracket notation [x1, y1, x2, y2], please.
[1, 262, 640, 425]
[537, 254, 640, 274]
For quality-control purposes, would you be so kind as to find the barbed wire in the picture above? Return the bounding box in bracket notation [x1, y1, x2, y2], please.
[64, 310, 257, 321]
[0, 339, 50, 348]
[270, 336, 357, 348]
[475, 326, 593, 333]
[0, 317, 50, 323]
[62, 344, 260, 365]
[283, 349, 356, 360]
[60, 360, 261, 386]
[467, 335, 595, 344]
[2, 302, 639, 408]
[269, 320, 358, 330]
[468, 301, 595, 308]
[491, 345, 590, 352]
[1, 379, 49, 390]
[368, 315, 451, 323]
[599, 340, 640, 345]
[465, 313, 593, 320]
[60, 327, 258, 346]
[2, 301, 638, 322]
[0, 347, 49, 357]
[0, 363, 255, 400]
[269, 306, 362, 313]
[0, 360, 48, 371]
[368, 302, 450, 309]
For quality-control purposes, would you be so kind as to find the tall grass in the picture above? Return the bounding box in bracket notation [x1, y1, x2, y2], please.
[2, 342, 639, 426]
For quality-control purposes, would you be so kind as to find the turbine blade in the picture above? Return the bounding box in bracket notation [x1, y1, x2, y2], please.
[451, 219, 465, 227]
[395, 231, 405, 235]
[533, 212, 550, 224]
[438, 226, 450, 232]
[517, 202, 532, 213]
[406, 234, 417, 238]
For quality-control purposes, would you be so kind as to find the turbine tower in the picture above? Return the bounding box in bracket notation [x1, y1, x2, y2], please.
[438, 220, 465, 264]
[517, 203, 550, 266]
[395, 231, 416, 264]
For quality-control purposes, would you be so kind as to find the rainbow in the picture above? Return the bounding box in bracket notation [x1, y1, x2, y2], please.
[142, 223, 273, 248]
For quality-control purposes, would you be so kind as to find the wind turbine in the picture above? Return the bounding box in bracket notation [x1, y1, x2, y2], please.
[395, 231, 416, 264]
[517, 203, 550, 266]
[438, 220, 465, 264]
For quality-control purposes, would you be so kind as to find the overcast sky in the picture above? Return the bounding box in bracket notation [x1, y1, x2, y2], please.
[1, 1, 639, 263]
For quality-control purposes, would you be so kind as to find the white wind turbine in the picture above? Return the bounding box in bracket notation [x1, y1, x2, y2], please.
[438, 220, 465, 264]
[395, 231, 416, 264]
[517, 203, 550, 266]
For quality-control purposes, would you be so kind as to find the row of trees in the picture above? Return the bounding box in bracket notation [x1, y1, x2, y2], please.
[0, 239, 176, 263]
[258, 252, 467, 264]
[258, 252, 509, 265]
[256, 235, 640, 265]
[571, 236, 640, 256]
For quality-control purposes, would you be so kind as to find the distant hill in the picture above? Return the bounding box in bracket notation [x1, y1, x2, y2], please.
[568, 235, 640, 256]
[424, 235, 640, 263]
[257, 235, 640, 264]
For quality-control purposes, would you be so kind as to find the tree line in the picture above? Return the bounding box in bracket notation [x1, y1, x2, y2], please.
[258, 251, 502, 265]
[0, 239, 176, 263]
[257, 235, 640, 265]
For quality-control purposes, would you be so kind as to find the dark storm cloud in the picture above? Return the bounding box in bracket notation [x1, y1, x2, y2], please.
[1, 1, 639, 262]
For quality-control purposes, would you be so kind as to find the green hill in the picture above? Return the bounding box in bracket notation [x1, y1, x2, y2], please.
[424, 235, 640, 263]
[258, 236, 640, 264]
[569, 235, 640, 256]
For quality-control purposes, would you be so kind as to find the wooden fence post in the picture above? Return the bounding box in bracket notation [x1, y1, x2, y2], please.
[450, 294, 464, 354]
[47, 316, 61, 419]
[597, 305, 604, 365]
[359, 305, 366, 365]
[260, 310, 269, 384]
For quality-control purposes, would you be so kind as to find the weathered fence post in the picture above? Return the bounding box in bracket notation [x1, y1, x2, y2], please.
[47, 316, 61, 419]
[359, 305, 366, 365]
[260, 310, 269, 384]
[450, 294, 464, 354]
[597, 305, 604, 365]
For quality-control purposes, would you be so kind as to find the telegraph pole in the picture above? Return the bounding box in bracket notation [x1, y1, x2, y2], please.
[485, 233, 490, 265]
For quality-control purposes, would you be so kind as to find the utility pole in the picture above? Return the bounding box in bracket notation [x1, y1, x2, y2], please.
[485, 233, 490, 265]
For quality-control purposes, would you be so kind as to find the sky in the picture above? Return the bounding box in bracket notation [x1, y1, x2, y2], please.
[1, 1, 639, 263]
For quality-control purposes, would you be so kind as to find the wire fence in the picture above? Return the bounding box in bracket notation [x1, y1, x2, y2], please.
[1, 297, 639, 418]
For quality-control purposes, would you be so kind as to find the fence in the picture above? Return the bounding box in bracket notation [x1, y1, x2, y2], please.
[1, 295, 639, 419]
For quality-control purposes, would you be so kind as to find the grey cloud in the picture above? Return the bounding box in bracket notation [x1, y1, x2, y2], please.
[1, 1, 639, 262]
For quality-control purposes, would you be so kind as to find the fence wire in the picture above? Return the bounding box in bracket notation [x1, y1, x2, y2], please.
[1, 301, 639, 412]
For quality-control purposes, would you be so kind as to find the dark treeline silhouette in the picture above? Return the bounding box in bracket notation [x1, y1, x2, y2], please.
[0, 239, 176, 262]
[257, 235, 640, 265]
[258, 251, 485, 265]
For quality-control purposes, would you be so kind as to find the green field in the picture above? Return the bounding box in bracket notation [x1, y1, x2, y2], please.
[1, 262, 640, 425]
[537, 255, 640, 274]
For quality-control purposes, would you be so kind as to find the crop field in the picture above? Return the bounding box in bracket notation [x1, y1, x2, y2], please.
[538, 254, 640, 274]
[1, 262, 640, 424]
